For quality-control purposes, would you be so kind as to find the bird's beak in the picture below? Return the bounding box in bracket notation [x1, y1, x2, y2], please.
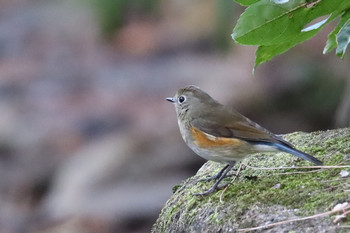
[166, 97, 175, 103]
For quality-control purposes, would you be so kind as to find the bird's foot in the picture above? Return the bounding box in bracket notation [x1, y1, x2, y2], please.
[195, 164, 231, 183]
[193, 163, 235, 196]
[196, 173, 233, 183]
[193, 183, 230, 196]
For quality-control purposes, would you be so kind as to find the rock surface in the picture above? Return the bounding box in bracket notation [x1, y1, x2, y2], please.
[153, 128, 350, 232]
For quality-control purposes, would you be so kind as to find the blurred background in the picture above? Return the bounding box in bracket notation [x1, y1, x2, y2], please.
[0, 0, 349, 232]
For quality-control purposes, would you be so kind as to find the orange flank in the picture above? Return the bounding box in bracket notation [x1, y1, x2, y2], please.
[191, 127, 243, 148]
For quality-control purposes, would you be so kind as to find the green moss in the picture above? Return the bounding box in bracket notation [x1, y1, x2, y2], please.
[214, 171, 337, 216]
[172, 184, 182, 193]
[207, 206, 221, 224]
[329, 153, 346, 164]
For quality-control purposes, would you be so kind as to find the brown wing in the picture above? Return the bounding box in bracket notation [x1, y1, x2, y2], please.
[191, 108, 283, 144]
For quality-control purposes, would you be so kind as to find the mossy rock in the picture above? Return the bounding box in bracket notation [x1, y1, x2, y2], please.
[153, 128, 350, 232]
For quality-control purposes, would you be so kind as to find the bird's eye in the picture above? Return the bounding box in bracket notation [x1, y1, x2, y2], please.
[178, 95, 186, 103]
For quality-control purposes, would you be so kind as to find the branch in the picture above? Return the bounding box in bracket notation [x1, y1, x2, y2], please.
[242, 163, 350, 170]
[238, 204, 350, 232]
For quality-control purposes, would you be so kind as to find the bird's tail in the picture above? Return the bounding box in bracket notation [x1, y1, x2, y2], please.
[275, 143, 323, 165]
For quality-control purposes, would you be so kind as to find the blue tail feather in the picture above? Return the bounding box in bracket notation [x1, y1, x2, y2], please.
[274, 143, 322, 165]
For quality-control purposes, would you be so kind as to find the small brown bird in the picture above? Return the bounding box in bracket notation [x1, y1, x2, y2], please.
[167, 85, 322, 196]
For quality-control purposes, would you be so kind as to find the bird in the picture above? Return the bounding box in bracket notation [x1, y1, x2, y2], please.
[166, 85, 322, 196]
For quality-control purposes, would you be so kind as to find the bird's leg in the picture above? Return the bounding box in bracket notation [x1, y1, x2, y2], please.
[197, 164, 230, 183]
[194, 162, 235, 196]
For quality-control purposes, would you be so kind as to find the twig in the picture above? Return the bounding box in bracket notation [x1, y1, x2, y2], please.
[243, 163, 350, 170]
[273, 169, 322, 175]
[333, 210, 350, 223]
[320, 177, 350, 183]
[238, 205, 350, 232]
[219, 163, 243, 204]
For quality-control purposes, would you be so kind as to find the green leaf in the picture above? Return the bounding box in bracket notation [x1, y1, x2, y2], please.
[254, 32, 315, 68]
[231, 0, 350, 69]
[234, 0, 260, 7]
[232, 0, 350, 45]
[323, 23, 341, 54]
[255, 43, 292, 68]
[233, 0, 304, 45]
[324, 10, 350, 54]
[336, 17, 350, 58]
[254, 26, 326, 68]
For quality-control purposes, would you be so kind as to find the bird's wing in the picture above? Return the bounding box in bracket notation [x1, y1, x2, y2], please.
[191, 110, 284, 144]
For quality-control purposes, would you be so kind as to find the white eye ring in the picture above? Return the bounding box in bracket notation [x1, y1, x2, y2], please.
[178, 95, 186, 103]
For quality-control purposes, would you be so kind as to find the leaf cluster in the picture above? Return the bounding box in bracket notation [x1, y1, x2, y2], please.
[231, 0, 350, 69]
